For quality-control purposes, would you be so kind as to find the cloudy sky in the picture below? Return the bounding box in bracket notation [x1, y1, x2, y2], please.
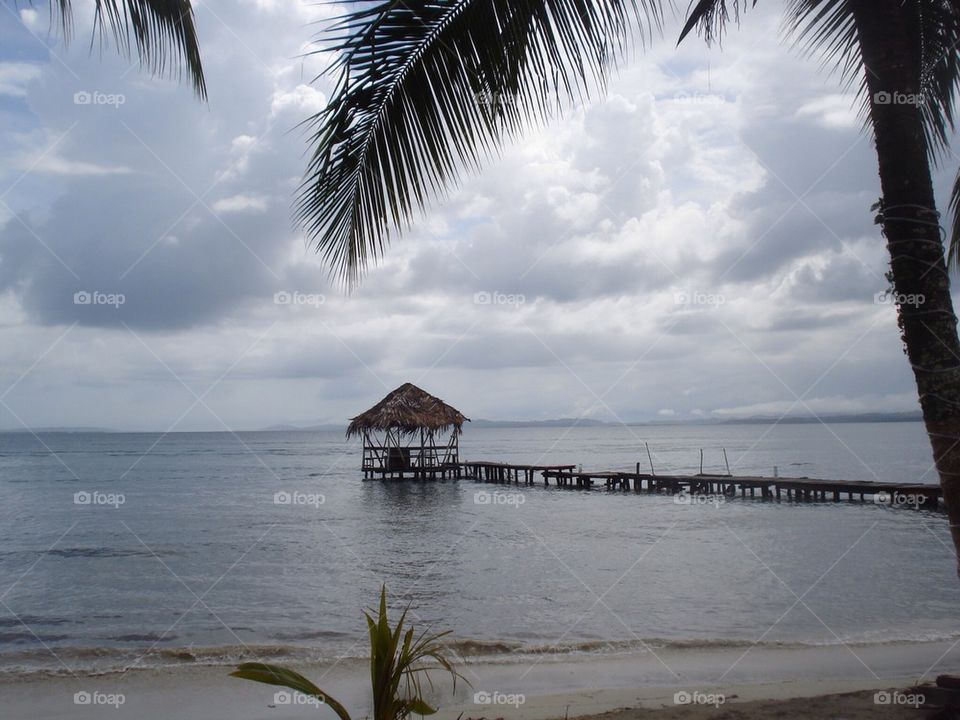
[0, 0, 956, 431]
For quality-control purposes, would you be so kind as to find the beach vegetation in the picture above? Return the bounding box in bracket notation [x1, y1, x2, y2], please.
[231, 585, 464, 720]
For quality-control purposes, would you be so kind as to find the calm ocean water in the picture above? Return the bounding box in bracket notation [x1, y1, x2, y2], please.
[0, 422, 957, 677]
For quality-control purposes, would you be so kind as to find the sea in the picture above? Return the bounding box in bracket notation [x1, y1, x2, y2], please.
[0, 422, 957, 679]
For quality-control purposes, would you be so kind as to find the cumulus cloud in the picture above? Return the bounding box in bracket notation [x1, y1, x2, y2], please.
[212, 193, 270, 213]
[0, 61, 41, 96]
[0, 0, 948, 431]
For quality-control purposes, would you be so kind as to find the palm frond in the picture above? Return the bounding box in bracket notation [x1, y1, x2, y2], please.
[948, 166, 960, 272]
[780, 1, 960, 267]
[231, 662, 353, 720]
[364, 586, 464, 720]
[785, 0, 960, 160]
[233, 586, 462, 720]
[917, 0, 960, 271]
[784, 1, 860, 86]
[679, 1, 960, 272]
[299, 0, 663, 284]
[43, 0, 206, 98]
[908, 0, 960, 162]
[677, 0, 757, 45]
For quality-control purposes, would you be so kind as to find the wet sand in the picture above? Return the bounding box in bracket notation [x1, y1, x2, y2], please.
[1, 639, 953, 720]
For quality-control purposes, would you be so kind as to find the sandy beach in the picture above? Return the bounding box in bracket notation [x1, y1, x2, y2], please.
[2, 639, 954, 719]
[0, 669, 930, 720]
[568, 688, 925, 719]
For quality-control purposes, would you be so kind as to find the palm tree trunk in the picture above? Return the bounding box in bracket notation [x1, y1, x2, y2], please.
[851, 0, 960, 575]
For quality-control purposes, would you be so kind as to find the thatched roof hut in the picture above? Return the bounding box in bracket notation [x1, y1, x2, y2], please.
[346, 383, 469, 438]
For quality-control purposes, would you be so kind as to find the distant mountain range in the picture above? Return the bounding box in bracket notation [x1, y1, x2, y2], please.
[257, 411, 922, 431]
[258, 423, 348, 432]
[469, 417, 610, 428]
[0, 411, 922, 434]
[0, 426, 118, 433]
[702, 411, 923, 425]
[467, 412, 922, 427]
[257, 417, 619, 432]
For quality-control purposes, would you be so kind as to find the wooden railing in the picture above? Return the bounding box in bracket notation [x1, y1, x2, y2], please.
[361, 443, 459, 470]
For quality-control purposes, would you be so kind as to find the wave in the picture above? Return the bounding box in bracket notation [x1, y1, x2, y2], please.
[0, 644, 329, 679]
[45, 547, 177, 559]
[0, 632, 71, 643]
[0, 616, 72, 628]
[4, 630, 960, 680]
[447, 632, 960, 657]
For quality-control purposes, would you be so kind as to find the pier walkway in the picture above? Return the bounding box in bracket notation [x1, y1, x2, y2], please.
[361, 460, 942, 508]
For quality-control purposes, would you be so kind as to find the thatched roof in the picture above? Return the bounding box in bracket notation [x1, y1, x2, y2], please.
[346, 383, 469, 437]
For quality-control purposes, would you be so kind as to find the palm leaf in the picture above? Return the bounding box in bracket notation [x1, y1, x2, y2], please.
[786, 0, 960, 158]
[948, 167, 960, 272]
[679, 1, 960, 271]
[230, 662, 353, 720]
[677, 0, 756, 45]
[232, 586, 462, 720]
[364, 586, 465, 720]
[42, 0, 206, 98]
[298, 0, 663, 284]
[783, 1, 960, 269]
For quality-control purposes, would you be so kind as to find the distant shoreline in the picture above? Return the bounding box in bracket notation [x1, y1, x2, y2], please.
[469, 412, 924, 428]
[0, 412, 924, 434]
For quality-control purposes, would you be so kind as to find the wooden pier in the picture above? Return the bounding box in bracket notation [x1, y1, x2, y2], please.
[534, 468, 941, 507]
[459, 461, 576, 483]
[346, 387, 940, 509]
[360, 458, 942, 509]
[363, 464, 461, 480]
[364, 461, 577, 482]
